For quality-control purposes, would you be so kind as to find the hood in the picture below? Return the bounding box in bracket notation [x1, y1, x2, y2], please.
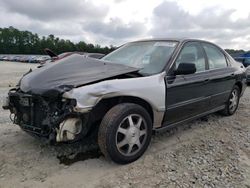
[20, 54, 139, 96]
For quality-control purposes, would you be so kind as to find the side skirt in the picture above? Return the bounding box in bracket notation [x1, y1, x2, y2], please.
[154, 105, 225, 133]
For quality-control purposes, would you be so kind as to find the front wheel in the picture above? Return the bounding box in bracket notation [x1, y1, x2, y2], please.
[220, 85, 240, 116]
[98, 103, 152, 164]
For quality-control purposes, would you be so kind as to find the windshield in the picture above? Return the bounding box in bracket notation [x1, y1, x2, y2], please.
[102, 41, 178, 75]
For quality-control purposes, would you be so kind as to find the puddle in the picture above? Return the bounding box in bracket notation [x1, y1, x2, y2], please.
[57, 149, 103, 165]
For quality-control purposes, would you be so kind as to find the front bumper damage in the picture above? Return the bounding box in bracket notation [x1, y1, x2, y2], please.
[3, 88, 90, 143]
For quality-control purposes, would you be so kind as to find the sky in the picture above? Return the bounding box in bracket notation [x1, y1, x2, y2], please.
[0, 0, 250, 50]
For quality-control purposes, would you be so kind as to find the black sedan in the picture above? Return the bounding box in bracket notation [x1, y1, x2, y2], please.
[3, 38, 247, 164]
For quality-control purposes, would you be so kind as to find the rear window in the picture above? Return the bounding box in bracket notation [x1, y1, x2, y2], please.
[202, 43, 227, 69]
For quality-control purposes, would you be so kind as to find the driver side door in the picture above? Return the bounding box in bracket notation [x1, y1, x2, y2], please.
[163, 42, 210, 125]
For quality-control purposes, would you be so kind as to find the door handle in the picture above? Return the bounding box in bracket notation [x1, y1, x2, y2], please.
[204, 79, 210, 83]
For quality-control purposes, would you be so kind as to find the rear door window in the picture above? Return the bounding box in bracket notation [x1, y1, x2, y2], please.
[202, 43, 228, 69]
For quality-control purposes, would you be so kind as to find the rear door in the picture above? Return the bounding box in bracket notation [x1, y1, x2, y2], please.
[201, 42, 235, 109]
[163, 42, 210, 125]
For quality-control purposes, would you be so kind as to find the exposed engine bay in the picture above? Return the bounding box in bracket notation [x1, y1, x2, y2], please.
[4, 88, 89, 143]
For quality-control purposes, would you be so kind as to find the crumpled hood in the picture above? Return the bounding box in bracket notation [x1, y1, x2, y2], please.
[20, 54, 139, 96]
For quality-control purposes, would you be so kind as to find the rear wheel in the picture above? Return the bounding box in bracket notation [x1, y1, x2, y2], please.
[220, 85, 240, 116]
[98, 103, 152, 164]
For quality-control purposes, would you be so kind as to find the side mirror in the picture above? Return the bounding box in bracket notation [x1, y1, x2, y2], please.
[174, 63, 196, 75]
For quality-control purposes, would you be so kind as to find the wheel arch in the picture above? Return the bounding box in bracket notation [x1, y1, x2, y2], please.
[90, 96, 154, 125]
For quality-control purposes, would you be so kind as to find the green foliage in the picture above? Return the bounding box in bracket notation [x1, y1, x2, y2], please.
[225, 49, 245, 54]
[0, 26, 116, 55]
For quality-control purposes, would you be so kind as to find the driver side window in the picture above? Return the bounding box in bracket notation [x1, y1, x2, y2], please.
[176, 42, 206, 72]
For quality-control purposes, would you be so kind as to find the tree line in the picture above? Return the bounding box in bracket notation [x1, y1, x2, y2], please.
[0, 26, 116, 55]
[224, 49, 249, 57]
[0, 26, 249, 56]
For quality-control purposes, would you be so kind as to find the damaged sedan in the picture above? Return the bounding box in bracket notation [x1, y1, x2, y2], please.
[3, 39, 247, 164]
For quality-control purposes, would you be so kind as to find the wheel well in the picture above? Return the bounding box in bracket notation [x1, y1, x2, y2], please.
[90, 96, 154, 124]
[235, 82, 242, 94]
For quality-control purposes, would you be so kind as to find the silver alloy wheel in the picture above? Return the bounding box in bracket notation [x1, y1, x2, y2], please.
[229, 89, 239, 112]
[115, 114, 147, 156]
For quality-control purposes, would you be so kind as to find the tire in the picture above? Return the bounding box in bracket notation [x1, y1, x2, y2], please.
[98, 103, 152, 164]
[220, 85, 240, 116]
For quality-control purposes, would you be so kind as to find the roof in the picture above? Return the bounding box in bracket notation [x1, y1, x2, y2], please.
[131, 38, 226, 52]
[133, 38, 211, 43]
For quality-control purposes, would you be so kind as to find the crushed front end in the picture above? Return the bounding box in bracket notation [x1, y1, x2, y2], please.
[2, 55, 141, 143]
[3, 88, 89, 143]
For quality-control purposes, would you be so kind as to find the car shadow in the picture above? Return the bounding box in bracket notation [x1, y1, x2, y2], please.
[47, 113, 222, 166]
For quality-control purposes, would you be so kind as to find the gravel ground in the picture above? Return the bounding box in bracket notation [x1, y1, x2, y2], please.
[0, 61, 249, 188]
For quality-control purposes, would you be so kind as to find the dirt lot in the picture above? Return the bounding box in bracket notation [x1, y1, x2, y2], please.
[0, 61, 249, 188]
